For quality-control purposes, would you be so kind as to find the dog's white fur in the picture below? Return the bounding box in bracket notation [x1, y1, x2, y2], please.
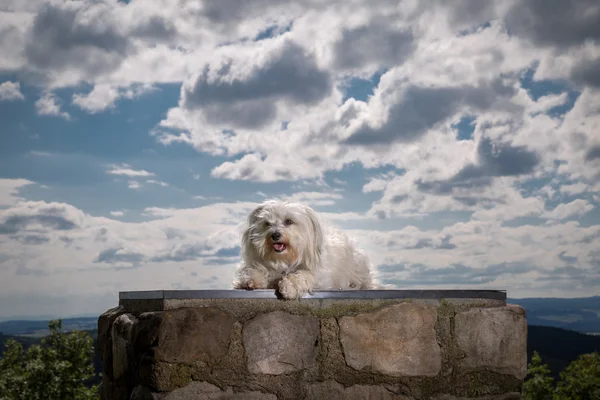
[233, 200, 374, 299]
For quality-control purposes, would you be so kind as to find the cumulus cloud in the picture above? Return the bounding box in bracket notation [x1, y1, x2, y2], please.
[417, 138, 540, 194]
[504, 0, 600, 50]
[3, 0, 600, 316]
[0, 201, 84, 235]
[35, 92, 71, 119]
[107, 164, 154, 177]
[333, 21, 414, 71]
[72, 83, 156, 113]
[24, 2, 129, 81]
[543, 199, 595, 220]
[181, 39, 332, 129]
[0, 179, 34, 207]
[344, 79, 520, 146]
[0, 81, 25, 101]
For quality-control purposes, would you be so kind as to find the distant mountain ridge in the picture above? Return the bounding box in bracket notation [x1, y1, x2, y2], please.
[508, 296, 600, 333]
[0, 317, 98, 337]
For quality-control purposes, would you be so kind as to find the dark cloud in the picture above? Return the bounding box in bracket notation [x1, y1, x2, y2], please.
[456, 137, 539, 177]
[333, 23, 414, 70]
[24, 3, 130, 78]
[22, 2, 177, 82]
[344, 80, 518, 146]
[94, 247, 145, 265]
[0, 214, 78, 234]
[151, 244, 241, 263]
[9, 234, 50, 245]
[199, 0, 297, 25]
[182, 41, 332, 129]
[405, 235, 456, 250]
[584, 145, 600, 162]
[380, 262, 534, 286]
[150, 243, 208, 262]
[443, 1, 497, 31]
[214, 246, 241, 258]
[130, 16, 178, 42]
[505, 0, 600, 49]
[538, 266, 600, 286]
[571, 57, 600, 88]
[558, 251, 578, 264]
[418, 138, 539, 195]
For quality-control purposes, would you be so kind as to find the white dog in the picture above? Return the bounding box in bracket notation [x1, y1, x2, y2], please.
[233, 199, 375, 299]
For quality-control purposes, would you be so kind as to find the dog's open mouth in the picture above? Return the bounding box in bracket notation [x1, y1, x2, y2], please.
[273, 242, 287, 253]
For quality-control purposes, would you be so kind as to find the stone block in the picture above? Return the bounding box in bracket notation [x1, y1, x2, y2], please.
[98, 306, 125, 354]
[133, 307, 234, 365]
[137, 362, 192, 392]
[339, 303, 441, 377]
[306, 380, 412, 400]
[243, 310, 319, 375]
[455, 305, 527, 379]
[130, 382, 277, 399]
[112, 313, 138, 379]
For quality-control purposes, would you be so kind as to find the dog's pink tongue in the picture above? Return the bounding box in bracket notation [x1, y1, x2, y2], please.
[273, 243, 285, 251]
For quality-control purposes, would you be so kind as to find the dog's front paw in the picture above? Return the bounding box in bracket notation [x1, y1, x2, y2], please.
[234, 278, 257, 290]
[277, 275, 307, 300]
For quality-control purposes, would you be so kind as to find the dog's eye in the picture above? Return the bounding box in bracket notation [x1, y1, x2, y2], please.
[284, 219, 294, 226]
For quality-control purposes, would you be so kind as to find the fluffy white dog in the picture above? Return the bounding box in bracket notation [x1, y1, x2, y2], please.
[233, 199, 375, 299]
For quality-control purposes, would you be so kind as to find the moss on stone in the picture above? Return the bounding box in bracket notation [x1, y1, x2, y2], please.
[139, 362, 192, 392]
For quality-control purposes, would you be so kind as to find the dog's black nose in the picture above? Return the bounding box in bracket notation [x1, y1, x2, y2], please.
[271, 231, 282, 241]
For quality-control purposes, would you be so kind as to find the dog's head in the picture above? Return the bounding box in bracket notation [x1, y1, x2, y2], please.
[241, 200, 323, 269]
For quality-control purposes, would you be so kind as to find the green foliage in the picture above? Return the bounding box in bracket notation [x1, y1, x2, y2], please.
[555, 352, 600, 400]
[0, 319, 99, 400]
[524, 351, 600, 400]
[524, 351, 555, 400]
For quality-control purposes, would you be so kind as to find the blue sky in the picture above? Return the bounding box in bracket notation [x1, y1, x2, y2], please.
[0, 0, 599, 319]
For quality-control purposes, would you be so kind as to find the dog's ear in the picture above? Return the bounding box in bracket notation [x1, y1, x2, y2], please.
[247, 204, 265, 227]
[241, 204, 265, 258]
[303, 205, 324, 269]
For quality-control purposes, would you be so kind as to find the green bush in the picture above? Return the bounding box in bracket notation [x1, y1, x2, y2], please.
[0, 320, 99, 400]
[524, 350, 600, 400]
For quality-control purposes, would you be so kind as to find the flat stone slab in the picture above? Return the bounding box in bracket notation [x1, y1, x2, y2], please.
[455, 305, 528, 379]
[243, 311, 319, 375]
[120, 289, 507, 300]
[339, 303, 442, 377]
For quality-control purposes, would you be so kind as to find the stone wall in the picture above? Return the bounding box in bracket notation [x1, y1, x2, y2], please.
[97, 290, 527, 400]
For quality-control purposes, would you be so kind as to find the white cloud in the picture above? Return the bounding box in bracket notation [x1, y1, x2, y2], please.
[34, 92, 71, 120]
[72, 83, 157, 113]
[543, 199, 595, 220]
[0, 81, 25, 101]
[3, 0, 600, 316]
[146, 179, 169, 187]
[560, 182, 588, 196]
[283, 191, 343, 206]
[108, 164, 155, 177]
[72, 84, 120, 113]
[127, 181, 142, 189]
[0, 179, 34, 207]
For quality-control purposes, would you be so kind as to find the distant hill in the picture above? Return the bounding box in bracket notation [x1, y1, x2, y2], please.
[0, 317, 97, 337]
[509, 296, 600, 333]
[527, 325, 600, 379]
